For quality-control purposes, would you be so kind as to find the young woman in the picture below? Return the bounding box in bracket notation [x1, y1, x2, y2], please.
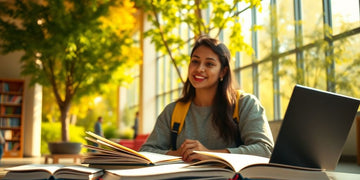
[140, 35, 274, 162]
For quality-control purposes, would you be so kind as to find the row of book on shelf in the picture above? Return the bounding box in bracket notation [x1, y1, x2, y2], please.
[0, 82, 23, 93]
[0, 95, 22, 104]
[0, 129, 21, 152]
[4, 141, 21, 152]
[0, 82, 10, 92]
[0, 117, 21, 127]
[1, 129, 21, 140]
[3, 131, 331, 180]
[0, 106, 22, 115]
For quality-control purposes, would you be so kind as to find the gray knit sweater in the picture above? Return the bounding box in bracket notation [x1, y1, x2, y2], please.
[139, 93, 274, 158]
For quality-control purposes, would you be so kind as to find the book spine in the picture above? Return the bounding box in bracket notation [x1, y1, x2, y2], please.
[0, 118, 21, 127]
[3, 83, 9, 92]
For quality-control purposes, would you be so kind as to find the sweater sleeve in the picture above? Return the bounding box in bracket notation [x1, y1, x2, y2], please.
[139, 103, 176, 154]
[227, 93, 274, 158]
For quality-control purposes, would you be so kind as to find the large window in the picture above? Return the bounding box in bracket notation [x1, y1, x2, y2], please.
[154, 0, 360, 120]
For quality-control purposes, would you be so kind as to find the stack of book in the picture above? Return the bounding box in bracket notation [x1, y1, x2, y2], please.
[81, 131, 327, 180]
[3, 132, 329, 180]
[99, 151, 328, 180]
[82, 131, 183, 169]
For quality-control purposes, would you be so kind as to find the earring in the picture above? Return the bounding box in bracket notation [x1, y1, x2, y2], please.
[220, 77, 223, 81]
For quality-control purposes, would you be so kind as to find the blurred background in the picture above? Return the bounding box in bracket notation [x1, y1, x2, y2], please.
[0, 0, 359, 158]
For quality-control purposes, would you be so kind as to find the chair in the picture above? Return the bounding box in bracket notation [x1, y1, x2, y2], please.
[119, 139, 135, 150]
[118, 134, 150, 151]
[268, 120, 283, 142]
[134, 134, 149, 151]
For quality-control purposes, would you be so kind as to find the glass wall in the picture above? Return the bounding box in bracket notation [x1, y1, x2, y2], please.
[154, 0, 360, 120]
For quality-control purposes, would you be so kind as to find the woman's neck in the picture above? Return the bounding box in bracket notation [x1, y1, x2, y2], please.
[193, 88, 217, 106]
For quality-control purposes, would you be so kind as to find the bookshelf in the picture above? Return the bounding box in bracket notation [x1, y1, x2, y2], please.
[0, 79, 24, 158]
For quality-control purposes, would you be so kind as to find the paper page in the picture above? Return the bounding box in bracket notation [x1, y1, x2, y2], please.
[85, 131, 146, 159]
[83, 144, 147, 162]
[85, 137, 137, 157]
[104, 163, 235, 180]
[193, 151, 269, 172]
[56, 165, 103, 174]
[240, 164, 328, 180]
[83, 145, 181, 164]
[138, 152, 182, 164]
[4, 164, 64, 174]
[53, 166, 104, 180]
[105, 163, 195, 178]
[83, 155, 149, 164]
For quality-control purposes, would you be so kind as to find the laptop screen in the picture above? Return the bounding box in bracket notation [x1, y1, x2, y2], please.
[269, 85, 360, 170]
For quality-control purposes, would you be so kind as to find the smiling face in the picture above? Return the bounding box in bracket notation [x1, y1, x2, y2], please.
[188, 45, 227, 91]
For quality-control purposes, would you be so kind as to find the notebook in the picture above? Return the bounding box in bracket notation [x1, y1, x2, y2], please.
[269, 84, 360, 170]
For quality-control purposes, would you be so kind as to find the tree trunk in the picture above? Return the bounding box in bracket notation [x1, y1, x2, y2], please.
[70, 114, 77, 125]
[60, 103, 71, 142]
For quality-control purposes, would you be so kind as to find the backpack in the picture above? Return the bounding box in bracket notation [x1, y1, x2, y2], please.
[170, 90, 243, 150]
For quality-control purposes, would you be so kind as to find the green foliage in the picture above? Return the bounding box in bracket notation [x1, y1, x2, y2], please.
[74, 83, 120, 134]
[104, 125, 120, 139]
[135, 0, 262, 83]
[261, 4, 360, 99]
[118, 127, 134, 140]
[121, 106, 138, 126]
[0, 0, 140, 141]
[41, 122, 87, 155]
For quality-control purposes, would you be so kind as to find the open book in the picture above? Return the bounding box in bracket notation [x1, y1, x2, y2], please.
[102, 151, 329, 180]
[83, 131, 182, 168]
[3, 164, 103, 180]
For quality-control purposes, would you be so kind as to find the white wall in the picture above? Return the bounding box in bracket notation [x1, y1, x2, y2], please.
[0, 51, 22, 78]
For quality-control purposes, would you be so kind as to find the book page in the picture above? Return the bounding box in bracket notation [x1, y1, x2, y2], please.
[83, 145, 181, 164]
[3, 171, 53, 180]
[55, 165, 103, 174]
[138, 152, 182, 164]
[83, 154, 149, 164]
[192, 151, 269, 172]
[53, 165, 104, 179]
[85, 136, 138, 157]
[103, 163, 235, 180]
[239, 163, 327, 180]
[4, 164, 64, 174]
[243, 163, 322, 171]
[86, 131, 146, 159]
[84, 132, 182, 165]
[83, 144, 148, 162]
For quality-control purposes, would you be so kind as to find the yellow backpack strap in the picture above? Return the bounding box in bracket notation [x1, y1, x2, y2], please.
[170, 101, 191, 150]
[232, 90, 243, 123]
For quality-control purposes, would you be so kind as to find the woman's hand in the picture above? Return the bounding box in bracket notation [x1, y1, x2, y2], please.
[166, 139, 230, 162]
[179, 139, 211, 162]
[166, 149, 181, 156]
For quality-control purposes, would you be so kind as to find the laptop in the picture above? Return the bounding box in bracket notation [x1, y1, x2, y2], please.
[269, 84, 360, 170]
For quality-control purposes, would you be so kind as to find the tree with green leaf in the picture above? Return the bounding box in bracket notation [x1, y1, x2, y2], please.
[0, 0, 141, 142]
[135, 0, 261, 83]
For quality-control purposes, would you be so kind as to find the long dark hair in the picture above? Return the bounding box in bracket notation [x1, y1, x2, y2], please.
[177, 35, 238, 144]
